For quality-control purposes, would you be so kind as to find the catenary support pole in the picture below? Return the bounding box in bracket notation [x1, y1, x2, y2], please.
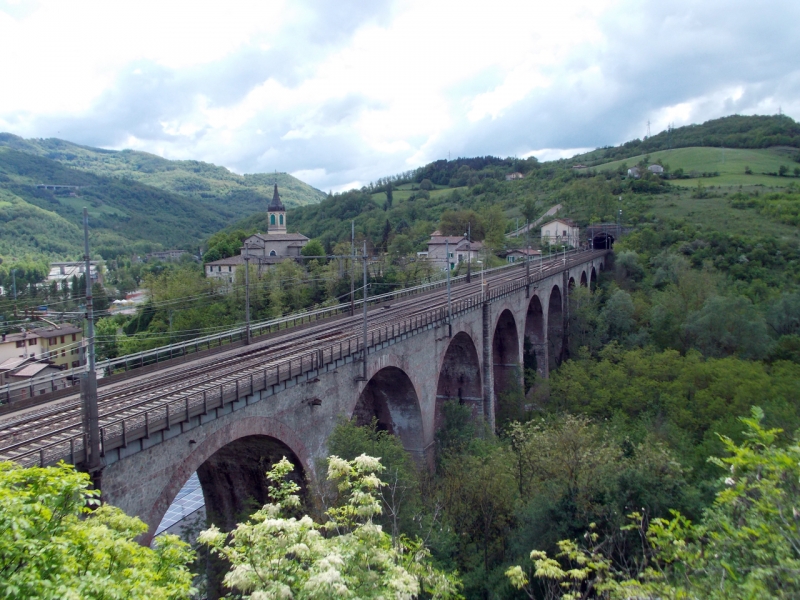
[81, 207, 101, 476]
[244, 245, 251, 345]
[350, 221, 355, 316]
[362, 241, 368, 381]
[466, 222, 471, 284]
[446, 239, 452, 337]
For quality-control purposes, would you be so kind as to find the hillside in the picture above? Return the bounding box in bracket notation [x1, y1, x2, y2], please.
[568, 114, 800, 166]
[0, 135, 326, 260]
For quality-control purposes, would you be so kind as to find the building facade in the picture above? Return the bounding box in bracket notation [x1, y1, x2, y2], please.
[425, 232, 483, 270]
[205, 184, 309, 282]
[0, 324, 83, 370]
[541, 218, 580, 248]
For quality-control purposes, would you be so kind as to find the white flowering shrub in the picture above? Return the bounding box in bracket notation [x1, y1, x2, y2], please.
[200, 454, 462, 599]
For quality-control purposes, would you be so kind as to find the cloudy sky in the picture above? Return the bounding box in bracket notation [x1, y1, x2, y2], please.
[1, 0, 798, 191]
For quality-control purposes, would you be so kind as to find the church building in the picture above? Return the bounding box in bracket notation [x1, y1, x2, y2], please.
[205, 184, 310, 282]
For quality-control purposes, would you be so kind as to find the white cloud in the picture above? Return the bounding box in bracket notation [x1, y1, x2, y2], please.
[1, 0, 799, 191]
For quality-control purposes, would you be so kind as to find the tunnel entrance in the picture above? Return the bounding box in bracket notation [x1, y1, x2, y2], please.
[354, 366, 424, 457]
[547, 285, 564, 371]
[593, 232, 614, 249]
[493, 309, 521, 424]
[435, 332, 482, 431]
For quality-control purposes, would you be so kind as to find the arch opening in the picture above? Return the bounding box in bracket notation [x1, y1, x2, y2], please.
[155, 435, 307, 599]
[547, 285, 564, 371]
[354, 367, 425, 457]
[493, 309, 522, 424]
[568, 276, 576, 290]
[590, 267, 597, 291]
[435, 332, 482, 431]
[580, 271, 588, 287]
[525, 295, 546, 383]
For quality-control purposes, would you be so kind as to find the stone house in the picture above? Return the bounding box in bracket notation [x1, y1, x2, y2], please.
[425, 231, 483, 271]
[205, 184, 309, 282]
[541, 218, 580, 248]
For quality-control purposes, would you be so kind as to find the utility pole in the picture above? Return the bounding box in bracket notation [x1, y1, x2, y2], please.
[525, 219, 530, 297]
[244, 243, 251, 345]
[81, 208, 101, 477]
[350, 221, 355, 316]
[466, 222, 471, 284]
[11, 268, 16, 318]
[361, 241, 368, 381]
[446, 239, 452, 337]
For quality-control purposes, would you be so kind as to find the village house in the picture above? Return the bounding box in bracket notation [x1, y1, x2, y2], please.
[505, 248, 542, 263]
[541, 218, 580, 248]
[0, 324, 83, 370]
[648, 164, 665, 175]
[627, 166, 641, 179]
[205, 184, 309, 283]
[504, 172, 525, 181]
[145, 250, 190, 262]
[47, 261, 101, 284]
[424, 231, 483, 271]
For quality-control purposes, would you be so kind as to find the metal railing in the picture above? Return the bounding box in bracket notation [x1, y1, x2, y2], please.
[6, 249, 608, 468]
[0, 248, 596, 405]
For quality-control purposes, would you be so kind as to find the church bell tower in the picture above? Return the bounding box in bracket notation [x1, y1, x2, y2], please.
[267, 183, 286, 233]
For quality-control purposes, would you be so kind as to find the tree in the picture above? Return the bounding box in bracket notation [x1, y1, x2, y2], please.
[301, 239, 326, 260]
[0, 461, 194, 599]
[685, 295, 773, 359]
[779, 164, 788, 176]
[521, 197, 538, 225]
[419, 178, 434, 191]
[508, 407, 800, 599]
[386, 182, 394, 209]
[91, 282, 109, 313]
[200, 455, 462, 599]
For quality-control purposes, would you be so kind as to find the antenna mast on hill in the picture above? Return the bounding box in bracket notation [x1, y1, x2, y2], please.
[646, 120, 651, 139]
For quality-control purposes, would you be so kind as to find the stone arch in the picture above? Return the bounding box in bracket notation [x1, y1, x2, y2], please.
[145, 416, 310, 544]
[547, 285, 564, 371]
[435, 332, 482, 430]
[580, 271, 588, 287]
[353, 366, 425, 459]
[269, 250, 277, 257]
[525, 295, 546, 380]
[568, 276, 576, 289]
[492, 309, 521, 421]
[590, 267, 597, 290]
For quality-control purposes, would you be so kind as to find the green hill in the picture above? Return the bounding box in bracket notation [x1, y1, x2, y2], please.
[577, 146, 799, 187]
[0, 134, 327, 261]
[569, 114, 800, 166]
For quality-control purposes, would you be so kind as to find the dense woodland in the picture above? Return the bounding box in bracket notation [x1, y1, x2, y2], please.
[2, 115, 800, 598]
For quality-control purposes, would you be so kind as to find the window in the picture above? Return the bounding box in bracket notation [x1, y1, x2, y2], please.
[279, 214, 284, 225]
[28, 338, 36, 346]
[72, 361, 80, 368]
[269, 250, 277, 257]
[228, 266, 232, 272]
[16, 340, 25, 348]
[270, 214, 276, 225]
[61, 349, 66, 357]
[72, 334, 76, 342]
[60, 336, 65, 344]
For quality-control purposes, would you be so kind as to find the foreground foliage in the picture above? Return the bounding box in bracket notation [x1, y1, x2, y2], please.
[0, 461, 194, 600]
[507, 407, 800, 599]
[200, 455, 462, 599]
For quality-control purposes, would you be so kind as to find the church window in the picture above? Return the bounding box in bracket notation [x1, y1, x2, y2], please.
[269, 250, 277, 257]
[279, 214, 284, 225]
[270, 214, 276, 225]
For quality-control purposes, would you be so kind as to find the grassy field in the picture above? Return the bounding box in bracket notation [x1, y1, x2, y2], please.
[580, 146, 800, 188]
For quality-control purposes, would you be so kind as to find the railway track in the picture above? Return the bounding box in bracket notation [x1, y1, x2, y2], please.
[0, 251, 600, 466]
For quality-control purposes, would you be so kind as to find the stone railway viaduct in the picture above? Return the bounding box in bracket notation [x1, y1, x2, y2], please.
[97, 251, 610, 543]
